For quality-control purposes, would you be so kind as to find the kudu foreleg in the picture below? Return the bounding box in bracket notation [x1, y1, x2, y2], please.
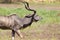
[16, 30, 23, 38]
[13, 29, 23, 38]
[12, 30, 15, 40]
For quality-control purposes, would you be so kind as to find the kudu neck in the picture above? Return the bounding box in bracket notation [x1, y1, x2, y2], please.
[20, 2, 36, 29]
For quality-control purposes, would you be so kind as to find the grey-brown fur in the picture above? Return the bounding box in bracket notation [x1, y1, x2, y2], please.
[0, 2, 41, 40]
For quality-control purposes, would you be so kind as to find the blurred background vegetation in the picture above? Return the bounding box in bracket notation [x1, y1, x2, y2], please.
[0, 0, 60, 3]
[0, 0, 60, 40]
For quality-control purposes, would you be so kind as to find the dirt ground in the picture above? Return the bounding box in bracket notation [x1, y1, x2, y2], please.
[0, 23, 60, 40]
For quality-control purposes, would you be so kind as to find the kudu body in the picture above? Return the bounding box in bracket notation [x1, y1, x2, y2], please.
[0, 2, 40, 40]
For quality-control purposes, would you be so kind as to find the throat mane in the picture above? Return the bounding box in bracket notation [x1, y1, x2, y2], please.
[22, 17, 33, 28]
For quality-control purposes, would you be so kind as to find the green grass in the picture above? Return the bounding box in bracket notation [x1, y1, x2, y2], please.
[0, 7, 60, 24]
[37, 9, 60, 24]
[0, 7, 60, 40]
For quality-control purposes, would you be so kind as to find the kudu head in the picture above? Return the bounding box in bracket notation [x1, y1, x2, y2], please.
[22, 2, 40, 22]
[25, 13, 40, 22]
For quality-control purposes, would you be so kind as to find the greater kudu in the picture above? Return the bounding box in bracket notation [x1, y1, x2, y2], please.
[0, 2, 40, 40]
